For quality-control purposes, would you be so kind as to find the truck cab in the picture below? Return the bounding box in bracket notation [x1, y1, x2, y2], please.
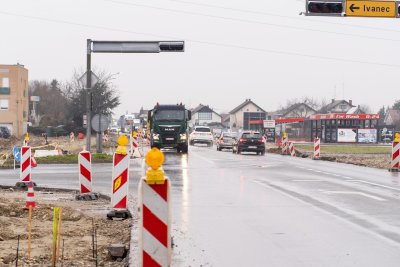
[148, 104, 191, 153]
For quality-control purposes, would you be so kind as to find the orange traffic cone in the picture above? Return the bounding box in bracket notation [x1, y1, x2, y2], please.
[31, 156, 37, 168]
[23, 182, 36, 210]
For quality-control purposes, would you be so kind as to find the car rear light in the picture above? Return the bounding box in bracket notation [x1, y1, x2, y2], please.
[239, 138, 245, 143]
[208, 133, 212, 136]
[258, 139, 264, 143]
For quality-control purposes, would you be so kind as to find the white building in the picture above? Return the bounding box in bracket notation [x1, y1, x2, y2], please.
[189, 104, 221, 128]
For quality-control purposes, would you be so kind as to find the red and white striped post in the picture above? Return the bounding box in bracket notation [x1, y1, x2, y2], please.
[139, 148, 171, 267]
[313, 137, 321, 160]
[78, 151, 92, 194]
[20, 146, 32, 183]
[389, 135, 400, 172]
[23, 181, 36, 210]
[281, 136, 288, 155]
[108, 135, 131, 219]
[289, 142, 296, 157]
[130, 135, 141, 158]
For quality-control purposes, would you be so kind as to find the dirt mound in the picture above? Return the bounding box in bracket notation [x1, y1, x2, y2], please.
[0, 189, 130, 266]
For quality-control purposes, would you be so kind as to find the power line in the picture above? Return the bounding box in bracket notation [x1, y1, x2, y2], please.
[102, 0, 400, 43]
[168, 0, 400, 34]
[1, 10, 399, 68]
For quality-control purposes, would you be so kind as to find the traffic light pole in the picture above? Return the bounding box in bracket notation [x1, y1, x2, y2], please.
[84, 39, 184, 152]
[86, 39, 92, 152]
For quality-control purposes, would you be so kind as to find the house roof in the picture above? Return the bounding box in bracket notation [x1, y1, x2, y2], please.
[192, 104, 221, 117]
[221, 113, 230, 123]
[281, 103, 316, 117]
[229, 99, 266, 114]
[386, 109, 400, 125]
[320, 100, 354, 113]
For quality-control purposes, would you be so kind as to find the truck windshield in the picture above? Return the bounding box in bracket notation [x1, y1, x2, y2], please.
[154, 110, 185, 121]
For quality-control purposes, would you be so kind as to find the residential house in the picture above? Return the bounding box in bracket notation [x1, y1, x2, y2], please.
[320, 99, 354, 114]
[189, 104, 221, 128]
[229, 99, 266, 132]
[384, 109, 400, 130]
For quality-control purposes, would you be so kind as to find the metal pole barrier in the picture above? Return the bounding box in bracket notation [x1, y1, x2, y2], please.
[86, 39, 92, 151]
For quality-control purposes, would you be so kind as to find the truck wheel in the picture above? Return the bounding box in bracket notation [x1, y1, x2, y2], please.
[182, 145, 188, 154]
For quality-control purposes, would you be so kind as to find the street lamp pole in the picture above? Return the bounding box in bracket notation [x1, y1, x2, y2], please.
[86, 39, 92, 151]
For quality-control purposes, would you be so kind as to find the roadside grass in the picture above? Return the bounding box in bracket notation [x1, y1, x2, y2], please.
[295, 144, 391, 154]
[36, 153, 114, 164]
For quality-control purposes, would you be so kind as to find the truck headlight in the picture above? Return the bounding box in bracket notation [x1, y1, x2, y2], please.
[153, 133, 159, 140]
[180, 133, 187, 140]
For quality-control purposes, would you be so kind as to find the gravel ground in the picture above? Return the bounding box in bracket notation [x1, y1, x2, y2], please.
[0, 188, 132, 266]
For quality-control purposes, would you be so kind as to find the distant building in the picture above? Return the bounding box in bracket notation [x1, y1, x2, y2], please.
[0, 64, 29, 136]
[229, 99, 266, 132]
[320, 99, 354, 114]
[384, 109, 400, 130]
[278, 103, 316, 118]
[189, 104, 221, 128]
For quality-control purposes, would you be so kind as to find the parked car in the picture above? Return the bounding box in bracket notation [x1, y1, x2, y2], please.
[189, 126, 213, 146]
[216, 132, 236, 151]
[0, 126, 11, 139]
[232, 131, 265, 155]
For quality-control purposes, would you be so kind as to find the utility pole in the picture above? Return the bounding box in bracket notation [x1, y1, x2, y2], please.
[86, 39, 92, 151]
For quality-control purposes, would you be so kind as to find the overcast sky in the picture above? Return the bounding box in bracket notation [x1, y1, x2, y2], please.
[1, 0, 399, 116]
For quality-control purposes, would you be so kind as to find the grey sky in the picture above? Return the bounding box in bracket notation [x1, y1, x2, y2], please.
[1, 0, 399, 115]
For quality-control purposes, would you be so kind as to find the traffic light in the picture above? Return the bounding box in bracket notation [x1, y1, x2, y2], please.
[306, 0, 344, 16]
[159, 41, 185, 52]
[398, 3, 400, 18]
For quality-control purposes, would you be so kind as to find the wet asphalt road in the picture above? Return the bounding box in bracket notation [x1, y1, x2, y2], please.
[2, 146, 400, 266]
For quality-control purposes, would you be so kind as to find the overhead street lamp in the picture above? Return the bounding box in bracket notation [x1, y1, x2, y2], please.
[84, 39, 185, 151]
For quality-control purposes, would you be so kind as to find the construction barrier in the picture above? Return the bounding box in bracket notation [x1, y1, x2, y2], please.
[139, 148, 171, 267]
[107, 135, 131, 219]
[112, 153, 129, 209]
[23, 182, 36, 210]
[313, 137, 320, 160]
[130, 135, 142, 158]
[288, 142, 296, 157]
[390, 139, 400, 172]
[281, 136, 288, 155]
[20, 146, 32, 183]
[78, 151, 93, 194]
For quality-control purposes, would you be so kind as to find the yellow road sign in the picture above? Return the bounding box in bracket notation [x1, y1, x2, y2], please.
[346, 1, 396, 17]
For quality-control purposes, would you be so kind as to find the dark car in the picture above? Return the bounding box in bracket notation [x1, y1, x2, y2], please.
[0, 126, 11, 139]
[232, 131, 265, 155]
[216, 132, 236, 151]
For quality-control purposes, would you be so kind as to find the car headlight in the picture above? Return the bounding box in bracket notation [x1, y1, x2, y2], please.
[153, 133, 159, 140]
[180, 133, 187, 140]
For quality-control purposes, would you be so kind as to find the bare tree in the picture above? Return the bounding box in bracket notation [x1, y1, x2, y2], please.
[29, 79, 68, 126]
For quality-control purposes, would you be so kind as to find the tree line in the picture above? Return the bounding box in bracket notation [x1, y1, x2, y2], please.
[28, 71, 120, 130]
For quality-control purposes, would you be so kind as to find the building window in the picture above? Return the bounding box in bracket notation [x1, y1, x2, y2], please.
[2, 77, 9, 87]
[339, 104, 347, 111]
[198, 112, 212, 120]
[0, 99, 9, 110]
[23, 111, 27, 118]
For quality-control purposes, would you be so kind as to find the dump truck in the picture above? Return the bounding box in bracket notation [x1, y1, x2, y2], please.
[147, 103, 191, 153]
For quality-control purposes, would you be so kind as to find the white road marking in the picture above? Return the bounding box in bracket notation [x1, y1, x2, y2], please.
[343, 176, 353, 179]
[350, 180, 400, 192]
[292, 179, 324, 182]
[306, 168, 314, 171]
[253, 180, 400, 248]
[322, 191, 386, 201]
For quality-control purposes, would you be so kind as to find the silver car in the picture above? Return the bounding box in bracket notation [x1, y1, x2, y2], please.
[216, 132, 236, 151]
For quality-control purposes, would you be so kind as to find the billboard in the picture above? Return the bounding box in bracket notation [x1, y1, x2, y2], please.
[337, 129, 357, 143]
[263, 120, 275, 128]
[358, 129, 377, 143]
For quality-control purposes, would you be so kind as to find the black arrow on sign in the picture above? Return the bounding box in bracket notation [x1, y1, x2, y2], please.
[350, 3, 360, 12]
